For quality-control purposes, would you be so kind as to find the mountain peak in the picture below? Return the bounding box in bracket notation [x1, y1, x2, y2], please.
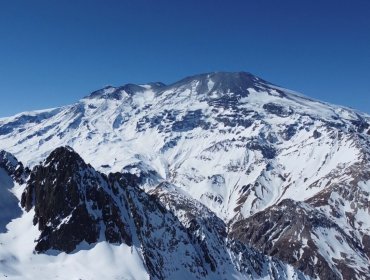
[21, 146, 133, 253]
[45, 146, 83, 164]
[171, 71, 261, 86]
[163, 71, 271, 100]
[84, 72, 266, 101]
[85, 82, 166, 100]
[39, 146, 93, 179]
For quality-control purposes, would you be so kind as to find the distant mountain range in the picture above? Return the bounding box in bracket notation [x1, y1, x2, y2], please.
[0, 72, 369, 279]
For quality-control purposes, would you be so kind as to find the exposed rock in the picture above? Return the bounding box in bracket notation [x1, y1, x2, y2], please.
[21, 146, 132, 253]
[230, 199, 370, 280]
[263, 102, 293, 117]
[0, 150, 29, 184]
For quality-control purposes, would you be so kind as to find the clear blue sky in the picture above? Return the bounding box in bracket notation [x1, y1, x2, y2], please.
[0, 0, 369, 117]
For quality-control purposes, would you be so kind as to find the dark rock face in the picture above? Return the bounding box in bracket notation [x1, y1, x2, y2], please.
[172, 110, 210, 132]
[313, 129, 322, 139]
[350, 117, 369, 133]
[165, 72, 271, 109]
[230, 199, 370, 280]
[170, 72, 260, 96]
[263, 103, 293, 117]
[21, 146, 132, 253]
[282, 124, 298, 140]
[246, 139, 276, 159]
[0, 150, 29, 184]
[160, 136, 181, 153]
[214, 109, 255, 128]
[136, 109, 179, 132]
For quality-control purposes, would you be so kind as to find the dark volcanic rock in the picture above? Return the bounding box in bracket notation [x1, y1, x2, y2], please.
[263, 102, 293, 117]
[172, 109, 210, 132]
[230, 199, 369, 280]
[170, 72, 260, 96]
[21, 146, 132, 253]
[313, 129, 322, 139]
[246, 139, 276, 159]
[0, 150, 29, 184]
[282, 124, 298, 140]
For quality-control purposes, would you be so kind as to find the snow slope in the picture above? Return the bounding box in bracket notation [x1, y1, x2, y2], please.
[0, 212, 149, 280]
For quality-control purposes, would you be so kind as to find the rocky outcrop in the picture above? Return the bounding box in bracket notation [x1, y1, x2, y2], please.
[21, 146, 132, 253]
[0, 150, 29, 184]
[230, 199, 370, 280]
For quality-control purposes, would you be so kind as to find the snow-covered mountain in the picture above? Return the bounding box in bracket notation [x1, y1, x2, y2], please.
[0, 71, 370, 279]
[0, 146, 307, 280]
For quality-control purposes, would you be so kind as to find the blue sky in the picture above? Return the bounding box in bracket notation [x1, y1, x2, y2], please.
[0, 0, 369, 116]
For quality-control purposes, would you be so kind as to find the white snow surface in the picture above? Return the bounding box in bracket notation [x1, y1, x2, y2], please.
[0, 212, 149, 280]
